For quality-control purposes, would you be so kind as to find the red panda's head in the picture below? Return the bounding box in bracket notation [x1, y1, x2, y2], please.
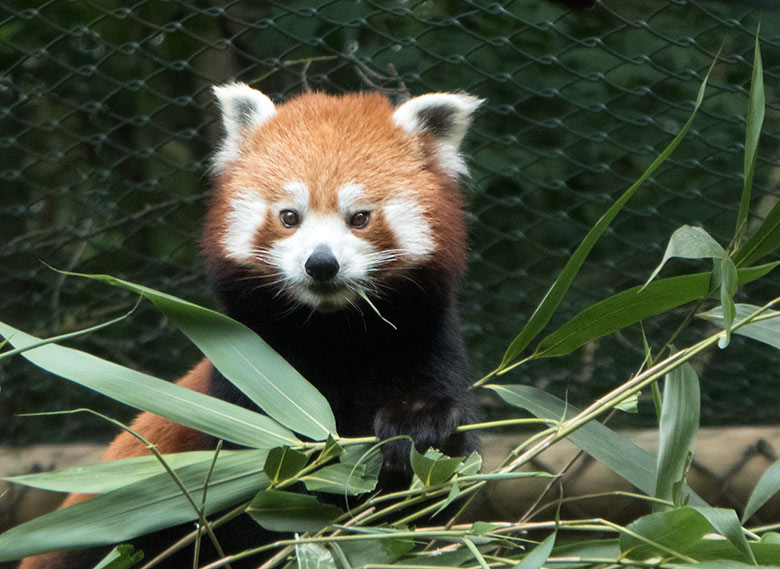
[204, 84, 481, 312]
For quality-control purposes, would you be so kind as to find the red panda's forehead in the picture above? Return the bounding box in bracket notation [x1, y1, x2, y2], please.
[232, 92, 427, 210]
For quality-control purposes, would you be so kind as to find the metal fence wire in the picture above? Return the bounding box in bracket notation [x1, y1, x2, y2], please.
[1, 0, 779, 444]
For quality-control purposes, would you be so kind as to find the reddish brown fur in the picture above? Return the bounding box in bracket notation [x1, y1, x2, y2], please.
[204, 92, 467, 276]
[17, 361, 212, 569]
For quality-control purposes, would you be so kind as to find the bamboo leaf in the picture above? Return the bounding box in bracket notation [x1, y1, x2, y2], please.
[744, 458, 780, 523]
[335, 537, 414, 566]
[718, 256, 739, 348]
[643, 225, 726, 288]
[263, 446, 309, 485]
[621, 507, 712, 561]
[340, 444, 382, 479]
[699, 304, 780, 350]
[498, 62, 714, 371]
[65, 271, 337, 441]
[5, 450, 245, 494]
[655, 364, 700, 510]
[684, 562, 776, 569]
[457, 451, 483, 476]
[534, 273, 710, 359]
[616, 391, 640, 414]
[92, 545, 144, 569]
[319, 436, 344, 463]
[690, 507, 757, 565]
[735, 29, 765, 248]
[0, 451, 269, 561]
[301, 463, 377, 495]
[410, 448, 463, 487]
[247, 489, 342, 532]
[0, 320, 298, 450]
[532, 264, 775, 360]
[551, 539, 619, 562]
[513, 532, 556, 569]
[734, 199, 780, 268]
[488, 384, 706, 505]
[295, 542, 336, 569]
[687, 534, 780, 565]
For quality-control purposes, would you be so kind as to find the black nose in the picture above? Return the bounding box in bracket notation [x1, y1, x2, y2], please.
[305, 246, 340, 282]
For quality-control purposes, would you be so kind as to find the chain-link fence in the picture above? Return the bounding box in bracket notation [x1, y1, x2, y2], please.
[1, 0, 779, 445]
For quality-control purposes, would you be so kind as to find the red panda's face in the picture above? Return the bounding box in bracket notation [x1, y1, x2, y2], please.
[206, 85, 481, 312]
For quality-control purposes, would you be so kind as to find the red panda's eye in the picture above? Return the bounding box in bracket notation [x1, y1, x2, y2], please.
[349, 211, 370, 229]
[280, 209, 300, 228]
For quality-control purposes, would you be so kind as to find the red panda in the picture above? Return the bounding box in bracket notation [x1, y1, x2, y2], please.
[18, 85, 481, 568]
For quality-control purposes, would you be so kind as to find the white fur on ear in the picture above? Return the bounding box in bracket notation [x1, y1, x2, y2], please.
[212, 82, 276, 171]
[393, 93, 483, 177]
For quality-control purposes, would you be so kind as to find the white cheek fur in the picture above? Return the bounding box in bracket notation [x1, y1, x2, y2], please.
[222, 193, 268, 262]
[383, 198, 434, 261]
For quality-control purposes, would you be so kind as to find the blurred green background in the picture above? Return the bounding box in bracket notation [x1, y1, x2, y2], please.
[1, 0, 779, 445]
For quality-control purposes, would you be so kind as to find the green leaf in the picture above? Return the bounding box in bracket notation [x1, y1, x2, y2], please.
[335, 537, 414, 566]
[690, 507, 757, 565]
[686, 535, 780, 565]
[744, 458, 780, 522]
[498, 62, 714, 371]
[735, 261, 780, 283]
[488, 384, 707, 506]
[734, 200, 780, 268]
[762, 533, 780, 544]
[0, 320, 298, 450]
[5, 450, 245, 494]
[681, 562, 778, 569]
[0, 451, 269, 561]
[534, 273, 710, 359]
[643, 225, 726, 288]
[433, 480, 461, 516]
[457, 451, 483, 476]
[470, 522, 499, 536]
[400, 547, 478, 567]
[655, 364, 700, 510]
[301, 463, 377, 495]
[410, 447, 463, 487]
[620, 507, 712, 561]
[247, 489, 342, 532]
[92, 545, 143, 569]
[513, 532, 556, 569]
[717, 256, 739, 348]
[531, 264, 773, 361]
[615, 391, 640, 414]
[550, 539, 620, 563]
[699, 304, 780, 350]
[339, 444, 382, 480]
[68, 272, 337, 441]
[319, 436, 344, 463]
[264, 446, 309, 485]
[295, 542, 336, 569]
[735, 29, 765, 248]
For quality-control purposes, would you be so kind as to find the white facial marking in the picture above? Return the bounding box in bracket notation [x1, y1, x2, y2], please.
[282, 180, 310, 211]
[337, 181, 367, 215]
[383, 197, 434, 261]
[269, 208, 379, 310]
[223, 192, 267, 262]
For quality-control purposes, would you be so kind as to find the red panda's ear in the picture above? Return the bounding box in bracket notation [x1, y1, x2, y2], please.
[212, 83, 276, 172]
[392, 93, 483, 177]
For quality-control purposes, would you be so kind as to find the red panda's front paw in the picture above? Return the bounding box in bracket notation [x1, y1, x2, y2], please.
[372, 396, 469, 490]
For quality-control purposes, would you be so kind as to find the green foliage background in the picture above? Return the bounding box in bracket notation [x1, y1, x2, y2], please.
[1, 0, 779, 444]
